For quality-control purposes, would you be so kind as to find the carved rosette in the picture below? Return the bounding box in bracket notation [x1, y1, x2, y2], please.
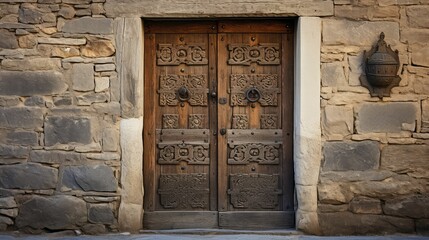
[260, 114, 278, 129]
[229, 74, 280, 106]
[158, 74, 208, 106]
[232, 114, 249, 129]
[189, 114, 205, 129]
[162, 114, 179, 129]
[228, 143, 280, 165]
[157, 44, 208, 65]
[228, 44, 280, 65]
[228, 174, 282, 209]
[158, 143, 209, 165]
[158, 173, 209, 210]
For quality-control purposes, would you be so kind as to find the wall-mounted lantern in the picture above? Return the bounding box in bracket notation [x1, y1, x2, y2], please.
[360, 32, 401, 99]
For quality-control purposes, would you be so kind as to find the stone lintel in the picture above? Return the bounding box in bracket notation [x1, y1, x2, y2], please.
[105, 0, 334, 18]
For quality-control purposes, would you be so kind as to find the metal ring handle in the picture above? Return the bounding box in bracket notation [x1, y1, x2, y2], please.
[177, 86, 190, 101]
[245, 87, 261, 103]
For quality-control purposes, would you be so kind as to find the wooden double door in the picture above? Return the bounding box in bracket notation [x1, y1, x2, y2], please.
[143, 20, 294, 229]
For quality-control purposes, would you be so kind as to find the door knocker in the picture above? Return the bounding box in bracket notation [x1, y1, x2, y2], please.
[177, 86, 190, 102]
[245, 87, 261, 103]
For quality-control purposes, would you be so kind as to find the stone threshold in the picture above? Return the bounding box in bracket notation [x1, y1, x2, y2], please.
[140, 229, 302, 236]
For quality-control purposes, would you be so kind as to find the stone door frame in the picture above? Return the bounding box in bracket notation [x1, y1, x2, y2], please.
[115, 17, 322, 233]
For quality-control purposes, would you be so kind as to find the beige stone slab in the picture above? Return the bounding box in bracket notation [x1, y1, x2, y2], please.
[105, 0, 334, 17]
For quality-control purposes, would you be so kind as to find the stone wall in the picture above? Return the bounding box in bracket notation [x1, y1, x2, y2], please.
[0, 0, 428, 236]
[319, 0, 429, 235]
[0, 0, 121, 234]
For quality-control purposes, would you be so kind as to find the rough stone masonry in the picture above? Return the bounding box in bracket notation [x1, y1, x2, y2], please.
[0, 0, 428, 236]
[0, 0, 120, 235]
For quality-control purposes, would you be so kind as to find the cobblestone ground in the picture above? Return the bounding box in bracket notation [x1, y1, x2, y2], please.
[0, 233, 428, 240]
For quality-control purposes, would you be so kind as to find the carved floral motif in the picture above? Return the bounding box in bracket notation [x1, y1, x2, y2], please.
[229, 74, 280, 106]
[228, 143, 280, 165]
[157, 44, 208, 65]
[158, 173, 209, 210]
[232, 114, 249, 129]
[158, 143, 209, 165]
[228, 174, 282, 209]
[158, 74, 208, 106]
[189, 114, 205, 129]
[162, 114, 179, 129]
[228, 44, 280, 65]
[260, 114, 278, 129]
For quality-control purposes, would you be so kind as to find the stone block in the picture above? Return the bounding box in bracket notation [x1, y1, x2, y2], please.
[24, 96, 45, 107]
[61, 165, 117, 192]
[321, 62, 347, 87]
[86, 152, 120, 161]
[0, 163, 57, 190]
[401, 28, 429, 44]
[323, 19, 399, 46]
[18, 34, 37, 49]
[18, 4, 43, 24]
[0, 4, 19, 18]
[0, 107, 43, 129]
[320, 170, 393, 183]
[318, 182, 353, 204]
[0, 216, 13, 225]
[349, 196, 382, 214]
[88, 204, 115, 224]
[0, 71, 67, 96]
[356, 102, 417, 133]
[319, 212, 414, 235]
[105, 0, 333, 18]
[62, 17, 113, 34]
[44, 116, 92, 146]
[0, 131, 38, 146]
[82, 37, 115, 58]
[381, 145, 429, 178]
[77, 92, 108, 106]
[383, 195, 429, 218]
[334, 5, 370, 20]
[0, 196, 17, 208]
[348, 175, 425, 199]
[95, 77, 109, 93]
[348, 53, 364, 86]
[30, 150, 82, 164]
[0, 208, 18, 217]
[0, 29, 18, 49]
[82, 223, 106, 235]
[0, 97, 20, 107]
[15, 195, 87, 230]
[411, 44, 429, 67]
[407, 6, 429, 28]
[423, 99, 429, 131]
[53, 95, 73, 106]
[322, 105, 353, 140]
[58, 5, 75, 19]
[1, 58, 61, 71]
[38, 37, 86, 45]
[102, 127, 118, 152]
[414, 74, 429, 95]
[95, 64, 115, 72]
[318, 204, 348, 213]
[52, 46, 80, 58]
[323, 141, 380, 171]
[71, 63, 94, 91]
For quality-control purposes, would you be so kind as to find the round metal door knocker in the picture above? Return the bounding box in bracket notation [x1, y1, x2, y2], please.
[245, 87, 261, 103]
[177, 86, 190, 102]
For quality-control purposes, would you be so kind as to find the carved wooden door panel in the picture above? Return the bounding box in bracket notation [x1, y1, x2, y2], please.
[143, 20, 294, 230]
[217, 21, 294, 229]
